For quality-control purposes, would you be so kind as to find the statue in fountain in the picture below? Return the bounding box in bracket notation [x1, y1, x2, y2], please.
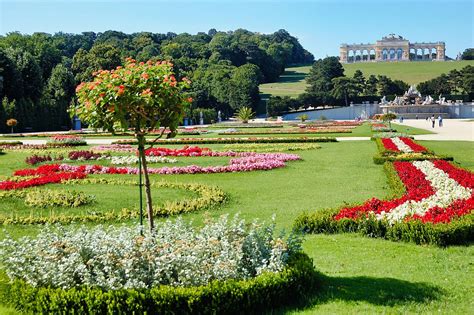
[422, 95, 433, 105]
[437, 94, 446, 105]
[380, 95, 388, 105]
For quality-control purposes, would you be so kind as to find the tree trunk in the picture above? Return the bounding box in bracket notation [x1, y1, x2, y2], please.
[137, 135, 154, 232]
[344, 92, 348, 107]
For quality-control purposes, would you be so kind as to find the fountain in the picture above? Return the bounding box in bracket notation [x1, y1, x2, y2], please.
[379, 86, 450, 119]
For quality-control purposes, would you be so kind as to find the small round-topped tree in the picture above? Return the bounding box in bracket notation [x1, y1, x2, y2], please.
[75, 58, 191, 231]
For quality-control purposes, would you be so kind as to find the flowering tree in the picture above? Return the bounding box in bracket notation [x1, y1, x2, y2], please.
[75, 58, 191, 231]
[6, 118, 18, 133]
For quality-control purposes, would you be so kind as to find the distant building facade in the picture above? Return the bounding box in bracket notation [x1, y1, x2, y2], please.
[340, 34, 445, 63]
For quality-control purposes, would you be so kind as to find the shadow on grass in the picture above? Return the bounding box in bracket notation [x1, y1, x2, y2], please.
[271, 274, 443, 314]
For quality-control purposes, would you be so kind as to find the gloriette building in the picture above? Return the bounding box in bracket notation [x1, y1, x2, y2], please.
[339, 34, 445, 63]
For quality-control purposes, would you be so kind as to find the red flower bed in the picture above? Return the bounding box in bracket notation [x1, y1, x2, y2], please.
[0, 172, 86, 190]
[381, 138, 399, 152]
[68, 150, 103, 160]
[334, 161, 434, 220]
[409, 160, 474, 223]
[144, 146, 212, 157]
[399, 137, 428, 152]
[334, 159, 473, 224]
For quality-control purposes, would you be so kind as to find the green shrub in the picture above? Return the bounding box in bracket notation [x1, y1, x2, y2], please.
[0, 141, 23, 146]
[373, 153, 454, 165]
[191, 108, 217, 124]
[294, 210, 474, 246]
[236, 107, 254, 123]
[0, 253, 320, 314]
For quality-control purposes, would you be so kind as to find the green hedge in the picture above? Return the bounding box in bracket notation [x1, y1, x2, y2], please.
[294, 210, 474, 246]
[113, 137, 337, 145]
[373, 153, 454, 164]
[0, 141, 23, 146]
[0, 253, 320, 314]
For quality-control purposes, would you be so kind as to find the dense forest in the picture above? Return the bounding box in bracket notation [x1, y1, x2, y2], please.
[0, 29, 314, 132]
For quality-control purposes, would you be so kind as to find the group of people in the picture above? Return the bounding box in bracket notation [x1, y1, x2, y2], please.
[425, 115, 443, 128]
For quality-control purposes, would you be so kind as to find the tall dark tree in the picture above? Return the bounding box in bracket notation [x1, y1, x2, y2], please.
[331, 77, 358, 106]
[41, 64, 76, 130]
[306, 57, 344, 94]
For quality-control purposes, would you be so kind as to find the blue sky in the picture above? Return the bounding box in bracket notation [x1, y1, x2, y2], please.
[1, 0, 472, 59]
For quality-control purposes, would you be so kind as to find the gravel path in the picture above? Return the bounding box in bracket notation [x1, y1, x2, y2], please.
[398, 119, 474, 141]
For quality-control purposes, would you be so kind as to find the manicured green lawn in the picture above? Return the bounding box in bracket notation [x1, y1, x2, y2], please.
[0, 140, 472, 314]
[344, 60, 474, 85]
[260, 61, 474, 98]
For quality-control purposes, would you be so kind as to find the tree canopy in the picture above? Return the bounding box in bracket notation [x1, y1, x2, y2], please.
[0, 29, 313, 132]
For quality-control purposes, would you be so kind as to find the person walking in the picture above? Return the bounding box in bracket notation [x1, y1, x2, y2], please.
[431, 115, 435, 128]
[438, 115, 443, 127]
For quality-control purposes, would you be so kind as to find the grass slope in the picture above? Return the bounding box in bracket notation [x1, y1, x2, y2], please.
[260, 60, 474, 98]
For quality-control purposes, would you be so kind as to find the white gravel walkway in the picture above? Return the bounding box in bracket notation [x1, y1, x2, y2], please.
[396, 119, 474, 141]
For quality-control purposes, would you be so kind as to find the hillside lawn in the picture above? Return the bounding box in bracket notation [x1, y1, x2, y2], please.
[260, 60, 474, 98]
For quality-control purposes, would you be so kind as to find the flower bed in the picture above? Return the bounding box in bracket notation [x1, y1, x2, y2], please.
[113, 137, 337, 145]
[217, 129, 351, 135]
[0, 144, 61, 151]
[92, 144, 136, 153]
[210, 123, 284, 128]
[52, 153, 300, 175]
[291, 121, 362, 128]
[380, 137, 428, 153]
[0, 177, 226, 224]
[294, 144, 474, 245]
[371, 132, 411, 139]
[25, 154, 64, 165]
[372, 137, 452, 164]
[110, 155, 177, 165]
[371, 123, 395, 132]
[47, 135, 87, 147]
[223, 143, 321, 152]
[24, 189, 95, 208]
[0, 216, 319, 314]
[68, 150, 105, 160]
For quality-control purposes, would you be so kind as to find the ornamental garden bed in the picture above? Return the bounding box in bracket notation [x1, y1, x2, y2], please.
[0, 217, 320, 314]
[113, 137, 337, 145]
[294, 142, 474, 246]
[0, 146, 305, 224]
[217, 129, 352, 135]
[372, 137, 453, 164]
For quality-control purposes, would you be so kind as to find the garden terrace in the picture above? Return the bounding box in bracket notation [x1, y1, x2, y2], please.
[0, 138, 472, 314]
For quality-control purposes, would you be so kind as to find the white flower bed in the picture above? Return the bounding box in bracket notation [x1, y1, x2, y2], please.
[391, 137, 413, 153]
[110, 155, 178, 165]
[0, 215, 301, 290]
[377, 160, 472, 223]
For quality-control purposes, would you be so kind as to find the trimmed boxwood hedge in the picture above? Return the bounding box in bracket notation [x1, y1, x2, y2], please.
[293, 161, 474, 246]
[294, 208, 474, 246]
[373, 153, 454, 165]
[113, 137, 337, 145]
[0, 253, 320, 314]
